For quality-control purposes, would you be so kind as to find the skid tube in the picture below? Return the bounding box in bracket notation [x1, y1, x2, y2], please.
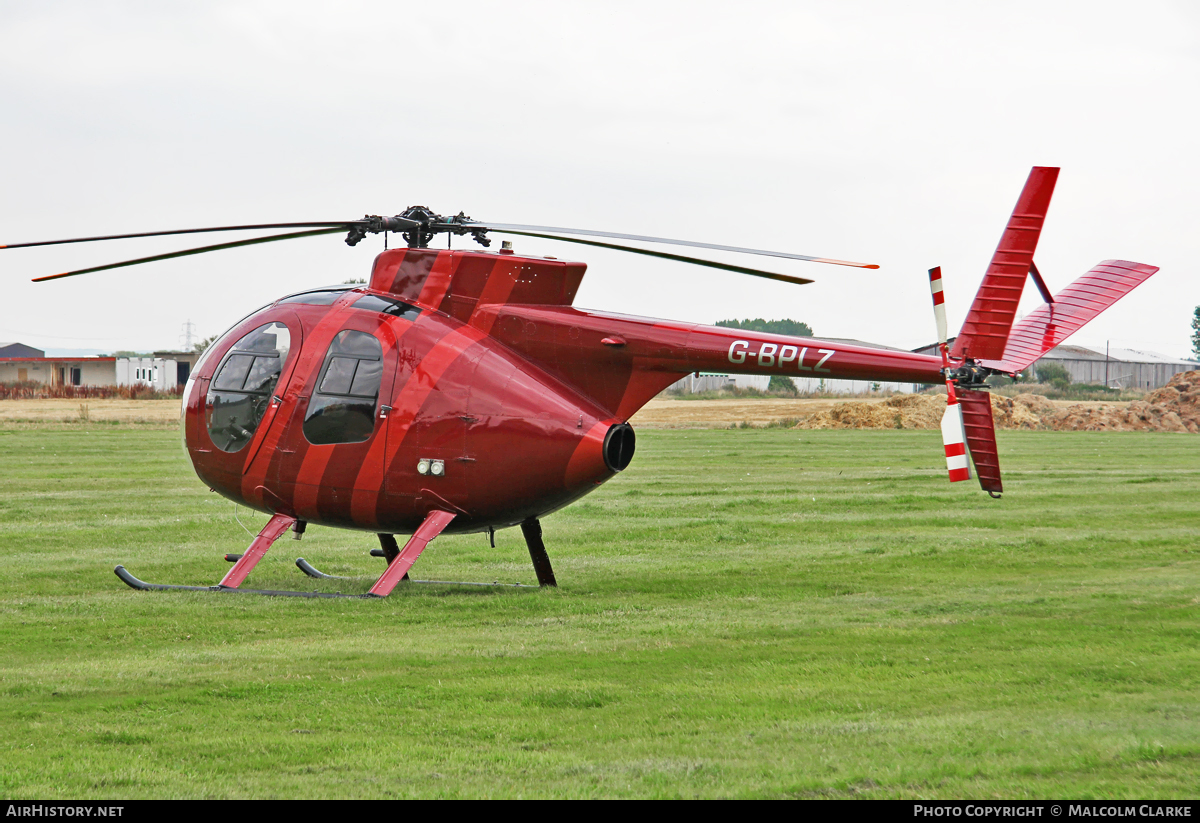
[114, 565, 374, 599]
[295, 557, 538, 589]
[115, 510, 539, 597]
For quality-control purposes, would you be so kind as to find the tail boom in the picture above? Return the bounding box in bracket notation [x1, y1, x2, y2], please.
[475, 304, 945, 418]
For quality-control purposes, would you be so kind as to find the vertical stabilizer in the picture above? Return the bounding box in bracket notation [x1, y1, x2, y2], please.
[951, 167, 1059, 361]
[958, 389, 1002, 495]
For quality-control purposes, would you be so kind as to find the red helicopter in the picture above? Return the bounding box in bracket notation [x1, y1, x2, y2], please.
[6, 167, 1158, 598]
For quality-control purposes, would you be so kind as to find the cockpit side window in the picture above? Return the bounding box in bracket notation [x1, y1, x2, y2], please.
[206, 322, 292, 453]
[302, 330, 384, 445]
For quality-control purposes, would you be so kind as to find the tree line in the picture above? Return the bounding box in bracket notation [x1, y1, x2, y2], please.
[715, 318, 813, 337]
[1193, 306, 1199, 360]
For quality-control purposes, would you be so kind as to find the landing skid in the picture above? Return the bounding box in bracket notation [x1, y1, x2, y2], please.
[113, 509, 540, 599]
[294, 557, 354, 580]
[114, 565, 372, 599]
[115, 511, 556, 598]
[295, 557, 537, 588]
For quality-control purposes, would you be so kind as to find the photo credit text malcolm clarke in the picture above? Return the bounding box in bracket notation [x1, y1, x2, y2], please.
[4, 802, 1197, 814]
[912, 804, 1195, 818]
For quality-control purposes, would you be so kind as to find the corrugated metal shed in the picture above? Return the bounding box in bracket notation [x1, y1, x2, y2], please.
[1038, 344, 1195, 389]
[914, 339, 1196, 389]
[0, 342, 46, 359]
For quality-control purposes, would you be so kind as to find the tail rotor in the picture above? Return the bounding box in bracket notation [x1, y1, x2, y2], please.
[928, 266, 974, 486]
[921, 166, 1159, 498]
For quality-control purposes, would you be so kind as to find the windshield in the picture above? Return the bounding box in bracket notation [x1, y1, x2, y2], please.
[205, 322, 292, 453]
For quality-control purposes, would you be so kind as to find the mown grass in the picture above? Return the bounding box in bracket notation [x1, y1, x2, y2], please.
[0, 423, 1197, 798]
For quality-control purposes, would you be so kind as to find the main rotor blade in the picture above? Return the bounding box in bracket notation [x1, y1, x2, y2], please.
[32, 228, 345, 282]
[460, 221, 879, 270]
[489, 229, 814, 285]
[4, 222, 354, 251]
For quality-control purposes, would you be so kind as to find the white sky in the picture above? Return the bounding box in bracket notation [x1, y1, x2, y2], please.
[2, 0, 1197, 358]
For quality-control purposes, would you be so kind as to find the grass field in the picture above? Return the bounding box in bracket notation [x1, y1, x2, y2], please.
[0, 420, 1197, 798]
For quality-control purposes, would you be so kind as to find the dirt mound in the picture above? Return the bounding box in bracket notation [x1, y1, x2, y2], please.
[988, 395, 1045, 430]
[793, 394, 946, 430]
[1145, 370, 1200, 428]
[1011, 393, 1057, 415]
[1042, 401, 1192, 432]
[793, 371, 1200, 433]
[793, 392, 1050, 431]
[1042, 370, 1200, 433]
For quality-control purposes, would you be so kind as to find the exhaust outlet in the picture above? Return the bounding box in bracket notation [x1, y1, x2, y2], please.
[602, 423, 636, 472]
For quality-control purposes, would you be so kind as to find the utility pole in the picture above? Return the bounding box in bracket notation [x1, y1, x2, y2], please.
[180, 320, 196, 350]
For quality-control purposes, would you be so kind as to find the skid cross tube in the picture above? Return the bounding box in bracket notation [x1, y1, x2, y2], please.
[367, 511, 457, 597]
[218, 513, 296, 588]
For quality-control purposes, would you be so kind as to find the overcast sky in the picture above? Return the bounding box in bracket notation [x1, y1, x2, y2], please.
[2, 1, 1197, 358]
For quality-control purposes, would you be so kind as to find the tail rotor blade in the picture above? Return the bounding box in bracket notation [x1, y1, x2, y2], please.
[929, 266, 949, 346]
[941, 397, 972, 483]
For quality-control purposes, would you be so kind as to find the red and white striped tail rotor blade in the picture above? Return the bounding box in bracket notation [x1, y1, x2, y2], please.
[929, 266, 949, 345]
[941, 397, 973, 483]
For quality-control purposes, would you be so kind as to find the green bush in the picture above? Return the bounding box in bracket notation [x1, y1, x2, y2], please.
[1035, 362, 1072, 389]
[767, 375, 799, 395]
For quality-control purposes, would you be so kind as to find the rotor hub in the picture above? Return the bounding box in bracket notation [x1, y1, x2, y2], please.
[945, 359, 991, 390]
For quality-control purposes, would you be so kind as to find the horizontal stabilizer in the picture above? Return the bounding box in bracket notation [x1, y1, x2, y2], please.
[951, 167, 1059, 362]
[978, 260, 1159, 374]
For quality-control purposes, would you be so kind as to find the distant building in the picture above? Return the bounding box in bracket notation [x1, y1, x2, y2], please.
[0, 354, 117, 386]
[1036, 344, 1195, 390]
[0, 342, 46, 359]
[1, 340, 188, 389]
[153, 350, 199, 384]
[912, 339, 1195, 390]
[117, 357, 180, 391]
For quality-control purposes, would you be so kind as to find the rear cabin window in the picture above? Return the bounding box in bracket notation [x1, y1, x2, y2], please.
[303, 330, 384, 445]
[352, 294, 421, 320]
[276, 288, 350, 306]
[206, 322, 291, 453]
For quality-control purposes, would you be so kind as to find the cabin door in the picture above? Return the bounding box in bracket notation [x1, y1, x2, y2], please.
[272, 319, 400, 526]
